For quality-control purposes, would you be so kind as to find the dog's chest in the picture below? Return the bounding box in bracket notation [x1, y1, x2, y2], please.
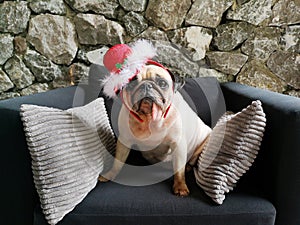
[120, 121, 168, 150]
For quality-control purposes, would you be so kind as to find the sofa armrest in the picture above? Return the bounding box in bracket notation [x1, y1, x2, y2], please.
[221, 82, 300, 225]
[0, 86, 80, 225]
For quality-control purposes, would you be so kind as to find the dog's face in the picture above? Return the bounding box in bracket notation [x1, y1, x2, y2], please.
[121, 65, 174, 120]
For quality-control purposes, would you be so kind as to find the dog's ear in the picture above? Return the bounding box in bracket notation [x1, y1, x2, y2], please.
[168, 69, 185, 92]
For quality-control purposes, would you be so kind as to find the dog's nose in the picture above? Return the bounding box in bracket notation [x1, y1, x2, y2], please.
[141, 83, 153, 91]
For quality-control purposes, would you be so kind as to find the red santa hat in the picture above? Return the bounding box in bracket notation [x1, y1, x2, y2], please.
[102, 39, 161, 98]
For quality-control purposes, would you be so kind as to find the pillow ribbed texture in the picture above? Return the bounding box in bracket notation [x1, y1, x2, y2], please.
[194, 100, 266, 204]
[20, 98, 116, 225]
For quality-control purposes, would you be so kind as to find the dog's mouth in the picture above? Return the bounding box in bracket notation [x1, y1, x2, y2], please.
[133, 97, 163, 120]
[134, 97, 155, 114]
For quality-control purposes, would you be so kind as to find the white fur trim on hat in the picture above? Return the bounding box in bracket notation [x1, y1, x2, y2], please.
[102, 40, 156, 98]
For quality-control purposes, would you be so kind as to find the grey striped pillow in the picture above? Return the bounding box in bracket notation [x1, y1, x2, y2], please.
[20, 98, 116, 225]
[194, 100, 266, 204]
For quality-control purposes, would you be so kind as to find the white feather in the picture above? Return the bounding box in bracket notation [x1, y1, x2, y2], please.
[102, 75, 117, 98]
[127, 39, 156, 66]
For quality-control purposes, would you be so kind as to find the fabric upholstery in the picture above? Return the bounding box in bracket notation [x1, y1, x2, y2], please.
[180, 77, 226, 128]
[221, 82, 300, 225]
[34, 173, 276, 225]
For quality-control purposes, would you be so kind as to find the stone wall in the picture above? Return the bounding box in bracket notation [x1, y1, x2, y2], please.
[0, 0, 299, 100]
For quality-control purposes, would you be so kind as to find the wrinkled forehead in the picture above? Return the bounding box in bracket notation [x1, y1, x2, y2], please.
[136, 65, 172, 82]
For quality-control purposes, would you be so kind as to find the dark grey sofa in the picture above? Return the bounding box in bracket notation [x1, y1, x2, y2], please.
[1, 74, 299, 225]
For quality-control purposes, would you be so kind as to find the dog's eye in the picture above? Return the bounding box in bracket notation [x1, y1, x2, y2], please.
[157, 79, 168, 89]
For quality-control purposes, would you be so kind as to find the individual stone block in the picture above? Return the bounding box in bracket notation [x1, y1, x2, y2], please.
[241, 27, 282, 62]
[236, 60, 286, 93]
[281, 25, 300, 53]
[28, 0, 67, 15]
[0, 1, 31, 34]
[123, 12, 148, 37]
[0, 68, 14, 93]
[267, 51, 300, 89]
[0, 34, 13, 65]
[74, 14, 125, 45]
[145, 0, 191, 31]
[24, 49, 62, 82]
[65, 0, 119, 18]
[152, 41, 200, 77]
[27, 14, 78, 65]
[206, 51, 248, 75]
[119, 0, 147, 12]
[169, 26, 213, 61]
[186, 0, 232, 28]
[4, 56, 35, 90]
[227, 0, 272, 25]
[213, 22, 255, 51]
[269, 0, 300, 26]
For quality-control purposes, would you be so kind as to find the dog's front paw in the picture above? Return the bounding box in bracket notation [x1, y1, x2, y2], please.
[98, 175, 110, 182]
[173, 182, 190, 197]
[98, 170, 116, 182]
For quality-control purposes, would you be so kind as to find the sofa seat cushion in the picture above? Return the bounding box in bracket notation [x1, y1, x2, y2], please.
[34, 173, 276, 225]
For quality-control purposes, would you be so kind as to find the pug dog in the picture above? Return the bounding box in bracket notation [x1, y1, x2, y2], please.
[99, 62, 211, 196]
